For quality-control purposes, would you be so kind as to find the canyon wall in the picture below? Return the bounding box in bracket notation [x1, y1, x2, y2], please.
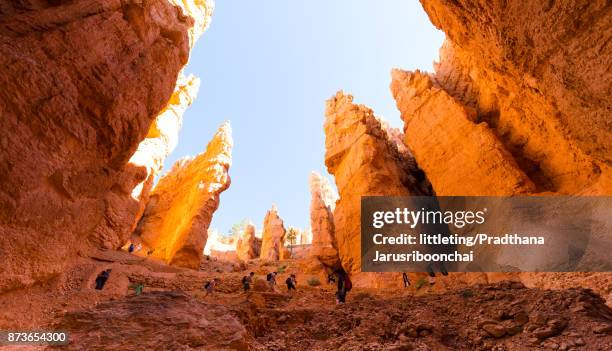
[0, 0, 213, 291]
[381, 1, 610, 290]
[134, 121, 232, 269]
[404, 0, 610, 195]
[324, 92, 431, 286]
[259, 205, 287, 261]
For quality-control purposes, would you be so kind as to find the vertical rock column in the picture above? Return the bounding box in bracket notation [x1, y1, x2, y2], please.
[125, 74, 200, 233]
[308, 171, 340, 268]
[390, 69, 536, 196]
[324, 92, 430, 284]
[259, 205, 287, 261]
[235, 222, 259, 262]
[134, 122, 233, 269]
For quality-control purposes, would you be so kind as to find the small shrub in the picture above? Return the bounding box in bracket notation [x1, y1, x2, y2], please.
[307, 278, 321, 286]
[415, 277, 428, 290]
[277, 265, 287, 273]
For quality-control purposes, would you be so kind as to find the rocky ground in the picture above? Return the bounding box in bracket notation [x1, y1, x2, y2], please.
[0, 252, 610, 350]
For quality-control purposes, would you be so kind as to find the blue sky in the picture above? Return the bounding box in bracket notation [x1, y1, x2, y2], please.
[164, 1, 444, 235]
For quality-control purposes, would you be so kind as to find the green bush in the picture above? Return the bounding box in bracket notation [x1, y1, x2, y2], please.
[307, 278, 321, 287]
[415, 277, 428, 290]
[277, 265, 287, 273]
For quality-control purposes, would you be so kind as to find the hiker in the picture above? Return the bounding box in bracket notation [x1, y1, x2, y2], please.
[128, 243, 135, 253]
[135, 243, 143, 252]
[129, 283, 145, 296]
[327, 273, 336, 285]
[402, 272, 410, 287]
[266, 272, 277, 291]
[286, 274, 297, 291]
[94, 269, 112, 290]
[334, 269, 352, 304]
[204, 278, 219, 296]
[426, 263, 436, 285]
[242, 272, 255, 292]
[439, 262, 449, 276]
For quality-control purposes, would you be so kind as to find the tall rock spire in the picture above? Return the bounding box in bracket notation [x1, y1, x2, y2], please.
[134, 121, 233, 268]
[324, 91, 428, 284]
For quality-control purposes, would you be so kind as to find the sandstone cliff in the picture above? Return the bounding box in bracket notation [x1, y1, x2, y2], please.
[259, 205, 287, 261]
[383, 0, 611, 291]
[134, 121, 232, 269]
[235, 222, 260, 262]
[396, 0, 611, 195]
[127, 74, 200, 231]
[324, 92, 431, 285]
[390, 69, 535, 196]
[308, 171, 340, 268]
[0, 0, 213, 291]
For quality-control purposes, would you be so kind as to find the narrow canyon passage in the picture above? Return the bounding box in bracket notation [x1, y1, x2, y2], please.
[0, 1, 610, 350]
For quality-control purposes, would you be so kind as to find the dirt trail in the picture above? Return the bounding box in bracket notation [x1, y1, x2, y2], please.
[0, 253, 610, 350]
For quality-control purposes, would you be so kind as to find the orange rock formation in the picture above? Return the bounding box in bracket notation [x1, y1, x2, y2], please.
[390, 70, 535, 196]
[395, 0, 610, 195]
[127, 75, 200, 230]
[308, 171, 340, 268]
[0, 0, 213, 291]
[259, 205, 287, 261]
[134, 122, 233, 269]
[324, 92, 431, 285]
[235, 222, 260, 262]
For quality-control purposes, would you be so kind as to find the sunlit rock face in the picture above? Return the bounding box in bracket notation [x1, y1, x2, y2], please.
[134, 122, 232, 269]
[405, 0, 610, 195]
[259, 205, 287, 261]
[235, 222, 259, 261]
[324, 92, 431, 285]
[128, 75, 200, 231]
[0, 0, 213, 291]
[391, 70, 536, 196]
[308, 171, 340, 268]
[377, 0, 611, 293]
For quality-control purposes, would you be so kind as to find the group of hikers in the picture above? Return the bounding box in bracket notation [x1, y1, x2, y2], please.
[95, 261, 447, 304]
[241, 269, 352, 304]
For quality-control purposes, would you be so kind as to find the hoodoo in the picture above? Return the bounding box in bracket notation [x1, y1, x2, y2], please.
[134, 122, 233, 269]
[308, 171, 340, 268]
[235, 222, 260, 261]
[259, 205, 287, 261]
[324, 92, 431, 286]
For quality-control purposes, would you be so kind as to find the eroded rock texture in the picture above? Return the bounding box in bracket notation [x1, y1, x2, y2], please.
[0, 0, 213, 291]
[391, 70, 535, 196]
[259, 205, 287, 261]
[134, 122, 232, 269]
[324, 92, 431, 284]
[393, 0, 611, 196]
[127, 74, 200, 231]
[235, 222, 260, 262]
[383, 0, 611, 291]
[308, 171, 340, 268]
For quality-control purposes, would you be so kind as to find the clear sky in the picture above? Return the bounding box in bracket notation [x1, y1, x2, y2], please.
[163, 1, 445, 235]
